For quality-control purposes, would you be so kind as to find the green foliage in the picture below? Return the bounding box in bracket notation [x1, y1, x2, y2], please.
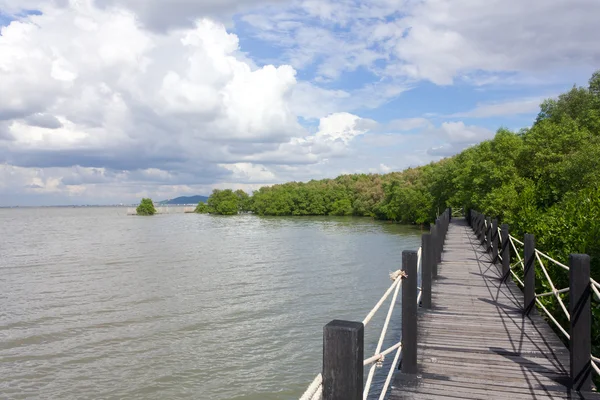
[235, 190, 251, 212]
[204, 69, 600, 363]
[329, 199, 352, 216]
[207, 189, 240, 215]
[136, 198, 156, 216]
[211, 69, 600, 244]
[194, 202, 209, 214]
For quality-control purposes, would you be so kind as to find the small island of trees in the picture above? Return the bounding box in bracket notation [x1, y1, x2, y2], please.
[195, 189, 250, 215]
[136, 198, 157, 216]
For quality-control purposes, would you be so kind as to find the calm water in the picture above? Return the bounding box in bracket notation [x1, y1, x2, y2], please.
[0, 207, 422, 399]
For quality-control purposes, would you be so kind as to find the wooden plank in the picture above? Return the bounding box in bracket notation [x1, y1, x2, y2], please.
[390, 218, 596, 400]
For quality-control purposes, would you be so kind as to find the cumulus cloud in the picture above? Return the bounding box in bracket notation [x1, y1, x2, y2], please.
[396, 0, 600, 85]
[243, 0, 600, 85]
[0, 1, 379, 205]
[0, 3, 305, 158]
[450, 96, 548, 118]
[24, 113, 64, 129]
[426, 121, 494, 156]
[2, 0, 595, 205]
[438, 122, 493, 144]
[0, 0, 290, 30]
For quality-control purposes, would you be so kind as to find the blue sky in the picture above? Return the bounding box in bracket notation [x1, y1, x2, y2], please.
[0, 0, 598, 205]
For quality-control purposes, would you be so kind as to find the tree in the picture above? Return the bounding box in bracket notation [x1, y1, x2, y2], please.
[235, 189, 251, 212]
[207, 189, 239, 215]
[589, 70, 600, 98]
[136, 198, 156, 216]
[195, 202, 210, 214]
[329, 199, 353, 216]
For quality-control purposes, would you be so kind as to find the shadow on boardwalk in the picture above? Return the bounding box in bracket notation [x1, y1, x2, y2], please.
[390, 218, 600, 400]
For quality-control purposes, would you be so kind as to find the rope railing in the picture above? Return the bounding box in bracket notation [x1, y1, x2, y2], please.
[507, 236, 575, 334]
[300, 257, 414, 400]
[504, 234, 600, 361]
[300, 208, 451, 400]
[469, 209, 596, 390]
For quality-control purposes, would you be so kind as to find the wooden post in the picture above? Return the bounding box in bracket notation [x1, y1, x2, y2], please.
[491, 219, 499, 262]
[402, 250, 418, 374]
[486, 217, 492, 252]
[501, 224, 510, 282]
[479, 215, 485, 245]
[435, 218, 442, 264]
[323, 320, 364, 400]
[421, 233, 433, 308]
[439, 214, 443, 241]
[443, 212, 447, 245]
[523, 234, 535, 315]
[482, 216, 488, 246]
[430, 225, 439, 279]
[569, 254, 592, 391]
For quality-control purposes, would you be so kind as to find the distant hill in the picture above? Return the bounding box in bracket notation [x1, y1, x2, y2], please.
[158, 195, 208, 205]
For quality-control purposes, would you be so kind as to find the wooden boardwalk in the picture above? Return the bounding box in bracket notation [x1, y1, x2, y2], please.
[390, 218, 600, 399]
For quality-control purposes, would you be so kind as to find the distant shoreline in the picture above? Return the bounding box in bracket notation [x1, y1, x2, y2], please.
[0, 204, 199, 209]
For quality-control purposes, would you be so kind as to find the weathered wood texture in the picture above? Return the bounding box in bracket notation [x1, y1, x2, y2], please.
[391, 219, 600, 399]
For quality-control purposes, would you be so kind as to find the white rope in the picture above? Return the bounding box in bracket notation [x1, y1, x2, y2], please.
[509, 236, 524, 271]
[509, 235, 524, 246]
[363, 274, 402, 399]
[299, 374, 322, 400]
[536, 288, 569, 298]
[511, 269, 524, 287]
[535, 250, 569, 271]
[362, 278, 401, 326]
[535, 298, 570, 339]
[378, 342, 402, 400]
[363, 341, 402, 366]
[534, 252, 570, 321]
[592, 283, 600, 301]
[592, 358, 600, 377]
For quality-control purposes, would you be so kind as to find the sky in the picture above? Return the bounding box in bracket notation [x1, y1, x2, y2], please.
[0, 0, 599, 206]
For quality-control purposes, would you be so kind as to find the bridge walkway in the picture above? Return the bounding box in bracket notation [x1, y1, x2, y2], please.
[390, 218, 600, 399]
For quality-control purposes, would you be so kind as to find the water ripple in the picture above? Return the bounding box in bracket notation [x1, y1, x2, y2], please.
[0, 208, 421, 399]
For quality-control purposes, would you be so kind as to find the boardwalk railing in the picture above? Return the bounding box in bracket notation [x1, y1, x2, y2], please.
[468, 210, 595, 391]
[300, 209, 451, 400]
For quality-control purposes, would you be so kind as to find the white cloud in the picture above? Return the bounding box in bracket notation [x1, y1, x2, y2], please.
[391, 0, 600, 84]
[0, 1, 378, 204]
[242, 0, 600, 86]
[379, 163, 391, 173]
[2, 0, 596, 205]
[438, 121, 494, 144]
[0, 0, 291, 31]
[219, 162, 277, 182]
[424, 121, 494, 156]
[314, 112, 367, 144]
[450, 96, 548, 118]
